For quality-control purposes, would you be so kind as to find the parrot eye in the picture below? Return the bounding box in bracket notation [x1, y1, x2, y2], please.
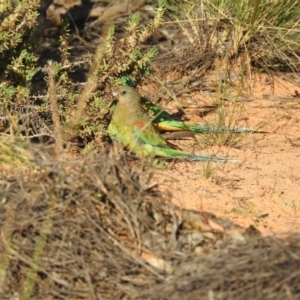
[121, 90, 127, 95]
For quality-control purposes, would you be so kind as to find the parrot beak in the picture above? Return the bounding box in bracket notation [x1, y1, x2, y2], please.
[112, 86, 120, 97]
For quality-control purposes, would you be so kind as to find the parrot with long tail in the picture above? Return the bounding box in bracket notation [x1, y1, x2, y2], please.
[108, 85, 237, 162]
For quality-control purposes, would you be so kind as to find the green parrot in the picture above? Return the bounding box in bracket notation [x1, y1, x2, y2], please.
[108, 85, 237, 162]
[122, 76, 261, 134]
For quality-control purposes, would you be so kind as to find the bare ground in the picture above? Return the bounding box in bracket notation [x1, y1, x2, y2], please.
[154, 74, 300, 237]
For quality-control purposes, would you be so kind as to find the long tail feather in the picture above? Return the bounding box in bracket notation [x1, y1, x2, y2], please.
[154, 120, 261, 134]
[186, 124, 262, 133]
[151, 146, 238, 162]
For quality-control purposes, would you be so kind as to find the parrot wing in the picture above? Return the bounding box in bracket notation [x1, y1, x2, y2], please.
[132, 120, 167, 147]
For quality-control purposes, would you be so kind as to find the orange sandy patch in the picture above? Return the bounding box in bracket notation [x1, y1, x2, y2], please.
[154, 73, 300, 236]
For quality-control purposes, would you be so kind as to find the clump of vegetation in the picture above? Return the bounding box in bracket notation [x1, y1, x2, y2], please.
[0, 0, 40, 166]
[167, 0, 300, 72]
[0, 0, 40, 103]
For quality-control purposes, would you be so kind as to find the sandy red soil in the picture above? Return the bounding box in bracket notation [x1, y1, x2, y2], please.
[149, 73, 300, 236]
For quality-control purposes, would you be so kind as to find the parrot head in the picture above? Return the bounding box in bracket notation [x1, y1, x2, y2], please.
[115, 85, 139, 105]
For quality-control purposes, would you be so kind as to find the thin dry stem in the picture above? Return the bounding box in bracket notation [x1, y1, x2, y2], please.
[48, 60, 64, 160]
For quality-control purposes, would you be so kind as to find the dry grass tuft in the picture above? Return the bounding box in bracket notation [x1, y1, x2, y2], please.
[0, 149, 299, 299]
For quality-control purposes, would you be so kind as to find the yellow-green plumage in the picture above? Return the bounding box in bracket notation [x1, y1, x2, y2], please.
[108, 85, 236, 162]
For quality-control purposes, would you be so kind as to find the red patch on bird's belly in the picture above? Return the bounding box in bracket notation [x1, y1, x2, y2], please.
[134, 120, 145, 128]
